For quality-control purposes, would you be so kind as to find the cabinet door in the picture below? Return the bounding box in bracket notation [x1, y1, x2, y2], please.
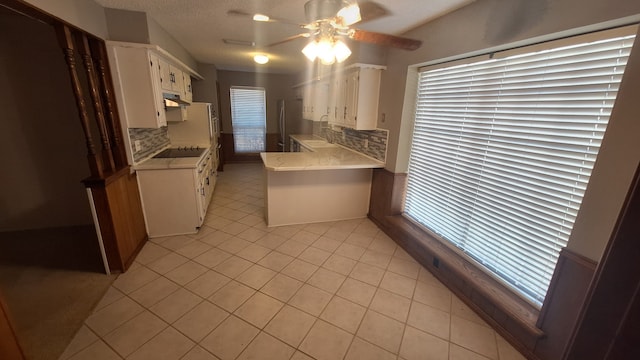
[106, 46, 166, 130]
[302, 84, 314, 120]
[170, 64, 185, 94]
[149, 54, 168, 127]
[352, 67, 381, 130]
[158, 58, 173, 92]
[344, 69, 359, 128]
[183, 73, 193, 103]
[313, 80, 329, 122]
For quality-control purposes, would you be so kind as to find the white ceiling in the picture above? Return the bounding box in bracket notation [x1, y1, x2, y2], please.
[95, 0, 474, 73]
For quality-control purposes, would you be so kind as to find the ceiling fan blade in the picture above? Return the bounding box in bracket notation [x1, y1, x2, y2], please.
[266, 33, 310, 47]
[358, 1, 389, 23]
[349, 29, 422, 50]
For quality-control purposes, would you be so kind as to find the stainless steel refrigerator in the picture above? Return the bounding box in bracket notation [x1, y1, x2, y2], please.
[277, 98, 306, 152]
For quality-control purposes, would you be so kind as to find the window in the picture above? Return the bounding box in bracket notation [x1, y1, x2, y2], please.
[405, 31, 635, 306]
[230, 86, 266, 153]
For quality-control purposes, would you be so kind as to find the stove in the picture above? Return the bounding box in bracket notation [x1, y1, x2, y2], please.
[153, 146, 206, 158]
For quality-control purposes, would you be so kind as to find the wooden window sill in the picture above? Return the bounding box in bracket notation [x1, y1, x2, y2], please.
[384, 214, 545, 342]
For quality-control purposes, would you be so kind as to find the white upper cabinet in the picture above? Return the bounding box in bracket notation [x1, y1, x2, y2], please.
[183, 73, 193, 103]
[107, 45, 167, 128]
[106, 41, 203, 129]
[330, 65, 383, 130]
[312, 80, 330, 122]
[300, 64, 385, 130]
[159, 58, 187, 97]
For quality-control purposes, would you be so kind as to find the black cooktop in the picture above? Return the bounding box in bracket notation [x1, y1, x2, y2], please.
[153, 147, 206, 158]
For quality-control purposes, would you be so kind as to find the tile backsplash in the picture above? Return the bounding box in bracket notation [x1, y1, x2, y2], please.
[313, 121, 388, 162]
[129, 127, 170, 163]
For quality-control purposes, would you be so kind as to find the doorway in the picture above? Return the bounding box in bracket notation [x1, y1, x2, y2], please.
[0, 5, 114, 359]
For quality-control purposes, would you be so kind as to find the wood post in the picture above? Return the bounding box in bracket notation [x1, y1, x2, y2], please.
[90, 40, 128, 168]
[76, 33, 116, 173]
[55, 24, 103, 178]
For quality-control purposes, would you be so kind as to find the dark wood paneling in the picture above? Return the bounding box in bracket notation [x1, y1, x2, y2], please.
[369, 168, 542, 359]
[220, 132, 279, 164]
[533, 248, 596, 359]
[565, 165, 640, 360]
[369, 169, 406, 222]
[0, 294, 24, 360]
[85, 168, 147, 272]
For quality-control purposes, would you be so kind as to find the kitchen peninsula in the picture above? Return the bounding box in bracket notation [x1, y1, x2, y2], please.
[261, 135, 384, 226]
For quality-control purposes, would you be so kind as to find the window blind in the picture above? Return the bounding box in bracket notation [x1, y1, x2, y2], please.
[230, 87, 266, 153]
[405, 33, 636, 306]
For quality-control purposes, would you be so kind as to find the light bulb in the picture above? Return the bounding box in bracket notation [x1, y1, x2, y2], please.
[252, 14, 270, 22]
[333, 40, 351, 63]
[302, 41, 318, 61]
[253, 54, 269, 64]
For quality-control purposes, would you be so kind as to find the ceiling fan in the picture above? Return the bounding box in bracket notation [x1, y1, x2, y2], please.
[227, 0, 422, 65]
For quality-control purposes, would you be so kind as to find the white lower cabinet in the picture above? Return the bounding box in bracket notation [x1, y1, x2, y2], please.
[136, 151, 215, 237]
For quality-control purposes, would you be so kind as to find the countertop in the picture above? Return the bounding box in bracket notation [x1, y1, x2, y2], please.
[260, 135, 385, 171]
[134, 147, 211, 171]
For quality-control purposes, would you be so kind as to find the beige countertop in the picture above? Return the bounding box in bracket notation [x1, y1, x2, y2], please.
[134, 147, 211, 171]
[261, 135, 385, 171]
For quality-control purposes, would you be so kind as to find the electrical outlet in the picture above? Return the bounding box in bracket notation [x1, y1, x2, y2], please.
[134, 140, 142, 152]
[363, 139, 369, 149]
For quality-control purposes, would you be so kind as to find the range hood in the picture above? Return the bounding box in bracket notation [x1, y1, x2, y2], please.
[163, 93, 190, 108]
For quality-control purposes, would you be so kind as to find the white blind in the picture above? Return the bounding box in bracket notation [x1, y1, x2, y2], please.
[230, 87, 266, 153]
[405, 33, 636, 306]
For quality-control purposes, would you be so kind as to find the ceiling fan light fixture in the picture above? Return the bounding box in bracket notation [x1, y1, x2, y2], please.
[302, 41, 319, 61]
[333, 40, 351, 62]
[253, 54, 269, 64]
[252, 13, 270, 22]
[337, 3, 361, 26]
[302, 36, 352, 64]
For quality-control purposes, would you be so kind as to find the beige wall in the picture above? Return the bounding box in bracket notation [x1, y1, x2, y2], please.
[192, 63, 220, 116]
[23, 0, 108, 38]
[104, 8, 149, 44]
[379, 0, 640, 261]
[0, 11, 93, 231]
[22, 1, 199, 72]
[217, 70, 297, 134]
[147, 16, 199, 71]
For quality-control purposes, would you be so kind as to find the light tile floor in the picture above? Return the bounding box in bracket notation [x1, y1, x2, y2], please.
[60, 163, 527, 360]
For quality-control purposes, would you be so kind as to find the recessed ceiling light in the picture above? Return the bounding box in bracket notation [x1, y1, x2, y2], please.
[254, 54, 269, 64]
[223, 39, 255, 47]
[252, 14, 270, 22]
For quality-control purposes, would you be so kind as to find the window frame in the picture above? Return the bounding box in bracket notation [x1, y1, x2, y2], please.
[229, 86, 267, 153]
[403, 25, 637, 307]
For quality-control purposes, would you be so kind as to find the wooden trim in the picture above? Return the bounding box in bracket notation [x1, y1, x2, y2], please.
[55, 24, 103, 177]
[369, 169, 406, 221]
[86, 170, 147, 272]
[386, 215, 543, 336]
[76, 32, 116, 173]
[220, 132, 266, 163]
[369, 168, 544, 359]
[0, 294, 24, 360]
[564, 163, 640, 359]
[90, 40, 128, 168]
[533, 248, 597, 359]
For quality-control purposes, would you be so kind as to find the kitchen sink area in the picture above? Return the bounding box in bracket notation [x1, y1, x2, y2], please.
[261, 134, 385, 227]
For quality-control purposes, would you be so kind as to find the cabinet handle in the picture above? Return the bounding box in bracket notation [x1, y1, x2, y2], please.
[343, 107, 347, 119]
